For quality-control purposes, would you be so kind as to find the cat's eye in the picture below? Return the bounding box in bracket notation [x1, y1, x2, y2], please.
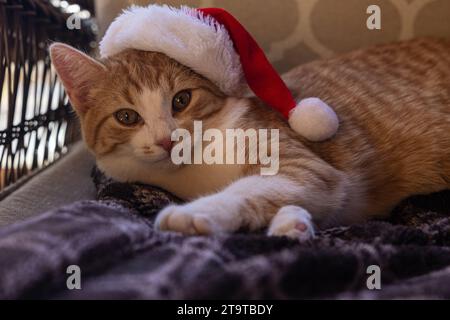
[114, 109, 142, 126]
[172, 90, 192, 113]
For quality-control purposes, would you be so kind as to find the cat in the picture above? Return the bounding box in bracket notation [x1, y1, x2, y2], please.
[50, 38, 450, 240]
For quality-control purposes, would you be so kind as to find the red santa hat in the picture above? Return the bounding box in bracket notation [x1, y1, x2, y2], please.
[100, 5, 339, 142]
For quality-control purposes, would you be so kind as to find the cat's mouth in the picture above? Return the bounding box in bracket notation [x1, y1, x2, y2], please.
[144, 151, 180, 168]
[135, 146, 171, 163]
[153, 153, 171, 163]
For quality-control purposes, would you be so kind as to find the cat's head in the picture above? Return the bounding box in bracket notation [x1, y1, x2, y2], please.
[50, 43, 228, 175]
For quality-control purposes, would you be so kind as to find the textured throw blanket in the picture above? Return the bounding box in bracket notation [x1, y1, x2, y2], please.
[0, 168, 450, 299]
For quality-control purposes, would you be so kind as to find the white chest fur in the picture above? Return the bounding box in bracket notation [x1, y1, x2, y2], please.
[97, 156, 244, 200]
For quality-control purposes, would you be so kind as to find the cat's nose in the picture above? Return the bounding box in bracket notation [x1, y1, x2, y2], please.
[157, 138, 173, 153]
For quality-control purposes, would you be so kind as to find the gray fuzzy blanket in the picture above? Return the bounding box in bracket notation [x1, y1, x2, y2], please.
[0, 168, 450, 299]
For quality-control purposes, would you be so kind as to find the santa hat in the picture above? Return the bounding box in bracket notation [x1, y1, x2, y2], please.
[100, 5, 339, 142]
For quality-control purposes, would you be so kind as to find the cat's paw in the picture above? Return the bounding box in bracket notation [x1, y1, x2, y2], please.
[267, 206, 315, 241]
[155, 204, 223, 236]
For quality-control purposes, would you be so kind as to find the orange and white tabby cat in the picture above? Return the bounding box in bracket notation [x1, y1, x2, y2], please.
[50, 38, 450, 240]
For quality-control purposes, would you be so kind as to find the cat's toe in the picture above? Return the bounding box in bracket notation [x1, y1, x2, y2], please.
[267, 206, 315, 241]
[155, 205, 214, 236]
[154, 205, 174, 231]
[191, 215, 214, 234]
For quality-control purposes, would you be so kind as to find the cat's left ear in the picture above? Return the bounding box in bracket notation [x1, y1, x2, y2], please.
[50, 43, 106, 114]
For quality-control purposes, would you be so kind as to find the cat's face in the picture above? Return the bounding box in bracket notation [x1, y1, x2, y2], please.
[50, 43, 227, 173]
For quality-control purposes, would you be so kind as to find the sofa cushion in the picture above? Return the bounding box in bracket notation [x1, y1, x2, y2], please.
[0, 142, 96, 227]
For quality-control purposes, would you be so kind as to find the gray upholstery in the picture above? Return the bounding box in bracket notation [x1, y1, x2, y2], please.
[0, 142, 96, 227]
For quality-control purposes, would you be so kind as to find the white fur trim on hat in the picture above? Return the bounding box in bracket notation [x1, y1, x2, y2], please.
[99, 5, 245, 95]
[288, 98, 339, 142]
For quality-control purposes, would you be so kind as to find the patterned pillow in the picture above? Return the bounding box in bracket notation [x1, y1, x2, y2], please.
[96, 0, 450, 72]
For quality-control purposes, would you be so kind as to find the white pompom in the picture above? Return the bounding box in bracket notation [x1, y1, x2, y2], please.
[288, 98, 339, 142]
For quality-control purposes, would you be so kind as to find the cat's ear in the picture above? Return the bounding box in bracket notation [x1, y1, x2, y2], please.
[50, 43, 106, 114]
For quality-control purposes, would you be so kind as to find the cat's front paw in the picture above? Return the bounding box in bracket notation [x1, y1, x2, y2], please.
[267, 206, 315, 241]
[155, 204, 224, 236]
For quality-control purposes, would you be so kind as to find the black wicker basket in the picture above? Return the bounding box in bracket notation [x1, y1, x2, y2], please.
[0, 0, 97, 195]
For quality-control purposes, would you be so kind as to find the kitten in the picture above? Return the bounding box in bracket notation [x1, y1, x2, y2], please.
[50, 38, 450, 240]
